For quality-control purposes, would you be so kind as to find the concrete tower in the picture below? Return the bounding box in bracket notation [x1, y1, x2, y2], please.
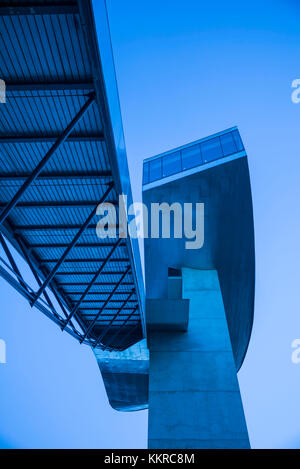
[143, 128, 255, 449]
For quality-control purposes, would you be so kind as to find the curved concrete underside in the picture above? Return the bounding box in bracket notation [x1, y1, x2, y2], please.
[94, 340, 149, 411]
[143, 155, 255, 371]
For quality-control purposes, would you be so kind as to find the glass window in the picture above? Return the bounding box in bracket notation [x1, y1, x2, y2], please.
[149, 158, 162, 182]
[201, 137, 223, 163]
[232, 130, 244, 152]
[220, 133, 237, 156]
[143, 162, 149, 185]
[162, 151, 181, 177]
[182, 144, 201, 170]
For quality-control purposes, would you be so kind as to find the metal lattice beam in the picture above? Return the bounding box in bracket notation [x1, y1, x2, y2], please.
[41, 258, 128, 264]
[0, 93, 96, 225]
[0, 233, 29, 294]
[62, 238, 122, 329]
[28, 242, 125, 249]
[54, 270, 130, 276]
[58, 281, 134, 286]
[6, 81, 94, 91]
[0, 3, 78, 16]
[0, 135, 104, 143]
[75, 299, 136, 304]
[15, 224, 98, 232]
[12, 232, 85, 336]
[80, 266, 131, 342]
[0, 171, 112, 181]
[14, 223, 120, 232]
[31, 183, 114, 306]
[14, 234, 61, 321]
[95, 290, 136, 347]
[0, 200, 116, 209]
[78, 307, 134, 311]
[0, 0, 144, 352]
[68, 291, 135, 296]
[103, 306, 140, 350]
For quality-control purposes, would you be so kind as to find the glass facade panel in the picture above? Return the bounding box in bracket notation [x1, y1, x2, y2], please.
[143, 162, 149, 185]
[232, 130, 244, 152]
[201, 137, 223, 162]
[143, 130, 244, 185]
[182, 144, 202, 170]
[162, 151, 181, 177]
[149, 158, 162, 182]
[220, 133, 237, 156]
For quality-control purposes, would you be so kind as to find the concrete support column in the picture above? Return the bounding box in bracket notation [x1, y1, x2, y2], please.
[147, 268, 250, 449]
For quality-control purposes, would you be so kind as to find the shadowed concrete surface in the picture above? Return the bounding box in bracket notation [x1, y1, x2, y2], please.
[94, 340, 149, 411]
[143, 150, 255, 371]
[147, 268, 250, 449]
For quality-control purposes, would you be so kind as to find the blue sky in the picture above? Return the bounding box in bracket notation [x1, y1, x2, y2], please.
[1, 0, 300, 448]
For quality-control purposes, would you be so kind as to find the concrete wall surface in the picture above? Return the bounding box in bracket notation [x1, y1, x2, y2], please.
[148, 268, 250, 449]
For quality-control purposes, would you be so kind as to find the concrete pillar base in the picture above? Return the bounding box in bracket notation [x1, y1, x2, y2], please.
[147, 268, 250, 449]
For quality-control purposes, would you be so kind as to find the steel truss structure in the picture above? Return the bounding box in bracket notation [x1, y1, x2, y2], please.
[0, 0, 144, 351]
